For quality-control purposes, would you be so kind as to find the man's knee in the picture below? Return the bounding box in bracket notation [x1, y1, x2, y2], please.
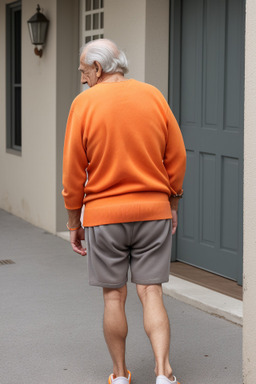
[103, 284, 127, 305]
[136, 284, 163, 303]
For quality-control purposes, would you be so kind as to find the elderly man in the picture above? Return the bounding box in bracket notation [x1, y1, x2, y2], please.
[62, 39, 186, 384]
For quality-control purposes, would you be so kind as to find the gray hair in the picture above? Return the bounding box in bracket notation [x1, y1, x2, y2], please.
[80, 39, 129, 75]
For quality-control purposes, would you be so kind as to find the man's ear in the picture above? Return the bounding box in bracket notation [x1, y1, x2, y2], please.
[94, 61, 103, 78]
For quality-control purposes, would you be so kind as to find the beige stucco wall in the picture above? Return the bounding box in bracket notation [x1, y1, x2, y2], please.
[243, 0, 256, 382]
[104, 0, 169, 99]
[145, 0, 169, 98]
[104, 0, 147, 81]
[0, 0, 57, 232]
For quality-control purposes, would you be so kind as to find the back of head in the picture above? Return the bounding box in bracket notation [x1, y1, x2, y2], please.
[81, 39, 129, 75]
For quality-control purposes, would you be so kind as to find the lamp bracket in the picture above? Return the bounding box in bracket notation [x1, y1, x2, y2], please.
[34, 47, 43, 57]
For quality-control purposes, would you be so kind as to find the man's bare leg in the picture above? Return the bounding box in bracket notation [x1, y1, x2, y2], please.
[103, 284, 129, 379]
[137, 284, 174, 381]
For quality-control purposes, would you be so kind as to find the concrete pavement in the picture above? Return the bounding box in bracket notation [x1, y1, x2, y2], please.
[0, 209, 242, 384]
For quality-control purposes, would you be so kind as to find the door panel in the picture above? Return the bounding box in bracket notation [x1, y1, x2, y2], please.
[170, 0, 244, 284]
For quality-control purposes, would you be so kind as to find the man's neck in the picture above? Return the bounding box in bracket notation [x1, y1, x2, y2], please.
[97, 72, 127, 84]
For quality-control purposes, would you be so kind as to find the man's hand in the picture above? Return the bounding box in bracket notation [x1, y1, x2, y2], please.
[66, 208, 86, 256]
[171, 209, 178, 235]
[170, 196, 181, 235]
[70, 226, 87, 256]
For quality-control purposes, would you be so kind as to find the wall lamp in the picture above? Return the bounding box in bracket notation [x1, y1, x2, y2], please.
[27, 4, 49, 57]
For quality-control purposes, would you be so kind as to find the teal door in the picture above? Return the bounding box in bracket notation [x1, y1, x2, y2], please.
[169, 0, 244, 284]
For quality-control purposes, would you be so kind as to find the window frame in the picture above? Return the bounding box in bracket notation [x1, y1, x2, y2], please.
[6, 0, 22, 153]
[80, 0, 104, 45]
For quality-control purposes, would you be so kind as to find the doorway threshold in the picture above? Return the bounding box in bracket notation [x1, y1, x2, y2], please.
[170, 261, 242, 300]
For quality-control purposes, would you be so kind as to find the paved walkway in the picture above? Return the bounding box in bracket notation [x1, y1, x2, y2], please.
[0, 209, 242, 384]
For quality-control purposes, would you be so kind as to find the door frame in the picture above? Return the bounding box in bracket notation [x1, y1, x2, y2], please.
[169, 0, 182, 262]
[168, 0, 244, 285]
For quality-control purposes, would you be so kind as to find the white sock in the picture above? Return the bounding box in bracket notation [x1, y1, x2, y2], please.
[156, 375, 177, 384]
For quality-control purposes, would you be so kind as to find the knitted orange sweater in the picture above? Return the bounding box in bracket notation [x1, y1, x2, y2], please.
[62, 79, 186, 227]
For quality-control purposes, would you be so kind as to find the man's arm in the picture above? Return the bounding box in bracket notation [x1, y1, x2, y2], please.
[67, 208, 82, 229]
[62, 103, 88, 211]
[62, 103, 88, 256]
[164, 106, 186, 235]
[164, 108, 186, 193]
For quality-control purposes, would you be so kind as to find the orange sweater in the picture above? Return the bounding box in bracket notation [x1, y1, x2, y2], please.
[62, 79, 186, 227]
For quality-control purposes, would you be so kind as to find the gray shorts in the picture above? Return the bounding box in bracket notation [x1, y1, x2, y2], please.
[85, 220, 172, 288]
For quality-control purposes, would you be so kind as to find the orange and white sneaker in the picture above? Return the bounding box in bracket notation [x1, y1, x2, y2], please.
[108, 370, 131, 384]
[156, 375, 181, 384]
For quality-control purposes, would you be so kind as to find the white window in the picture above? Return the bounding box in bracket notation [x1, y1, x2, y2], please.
[80, 0, 104, 46]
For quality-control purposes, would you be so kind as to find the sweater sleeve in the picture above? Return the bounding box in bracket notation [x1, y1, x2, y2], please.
[62, 103, 88, 209]
[164, 106, 186, 196]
